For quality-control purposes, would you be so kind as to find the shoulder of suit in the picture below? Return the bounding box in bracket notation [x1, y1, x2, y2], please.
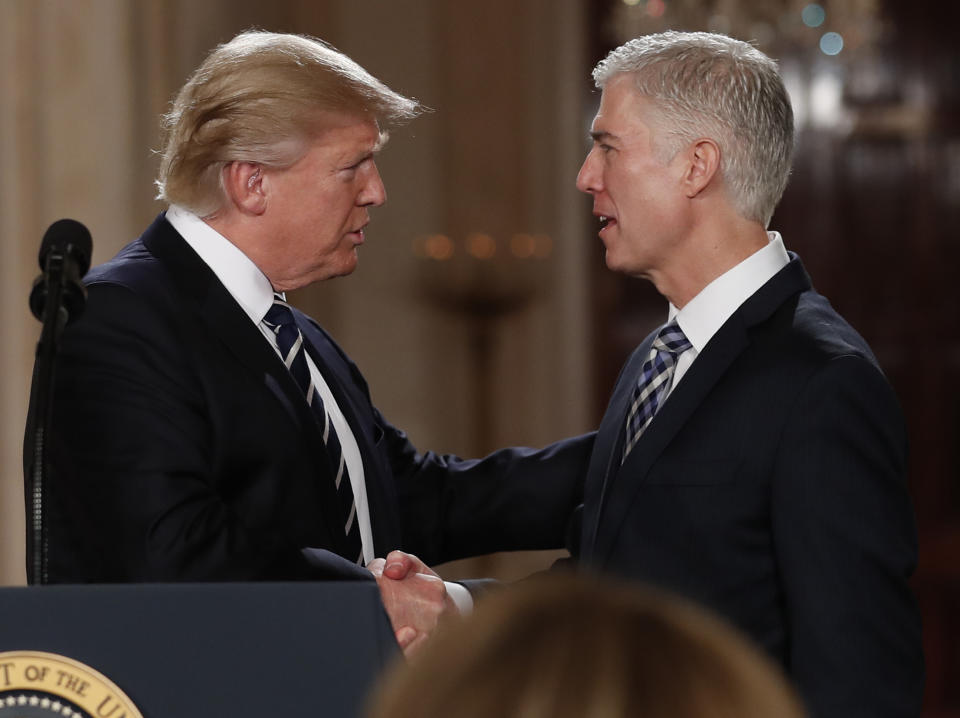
[84, 237, 162, 289]
[769, 288, 882, 371]
[80, 233, 189, 331]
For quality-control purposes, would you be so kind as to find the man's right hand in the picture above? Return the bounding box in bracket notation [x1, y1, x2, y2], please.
[367, 550, 459, 656]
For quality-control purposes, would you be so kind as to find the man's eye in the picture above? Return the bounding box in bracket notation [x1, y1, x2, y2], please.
[345, 156, 372, 172]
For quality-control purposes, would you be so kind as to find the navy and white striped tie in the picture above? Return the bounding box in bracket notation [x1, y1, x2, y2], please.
[262, 294, 363, 565]
[622, 320, 692, 462]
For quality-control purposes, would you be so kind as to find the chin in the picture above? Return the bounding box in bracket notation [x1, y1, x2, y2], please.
[605, 252, 646, 279]
[604, 250, 627, 275]
[329, 258, 360, 281]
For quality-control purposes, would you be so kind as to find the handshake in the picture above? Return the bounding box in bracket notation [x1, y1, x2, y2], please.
[367, 551, 460, 657]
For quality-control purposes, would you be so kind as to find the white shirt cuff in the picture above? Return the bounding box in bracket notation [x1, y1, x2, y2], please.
[444, 581, 474, 614]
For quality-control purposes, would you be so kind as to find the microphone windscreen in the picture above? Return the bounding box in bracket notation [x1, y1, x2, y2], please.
[38, 219, 93, 275]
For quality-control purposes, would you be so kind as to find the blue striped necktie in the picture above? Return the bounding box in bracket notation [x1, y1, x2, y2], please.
[622, 320, 692, 462]
[262, 294, 363, 565]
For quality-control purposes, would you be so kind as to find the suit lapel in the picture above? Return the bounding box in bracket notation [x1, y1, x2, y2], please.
[580, 334, 654, 557]
[585, 257, 812, 564]
[296, 317, 402, 555]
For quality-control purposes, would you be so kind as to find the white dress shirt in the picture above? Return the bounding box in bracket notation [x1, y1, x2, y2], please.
[667, 232, 790, 396]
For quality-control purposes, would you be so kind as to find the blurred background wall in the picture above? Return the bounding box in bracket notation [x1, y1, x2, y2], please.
[1, 1, 956, 715]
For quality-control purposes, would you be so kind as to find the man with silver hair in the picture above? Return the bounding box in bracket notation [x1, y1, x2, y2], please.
[573, 31, 922, 716]
[43, 30, 592, 654]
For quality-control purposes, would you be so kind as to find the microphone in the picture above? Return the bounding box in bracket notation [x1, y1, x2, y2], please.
[24, 219, 93, 584]
[29, 219, 93, 325]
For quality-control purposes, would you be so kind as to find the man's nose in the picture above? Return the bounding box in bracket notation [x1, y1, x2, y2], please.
[360, 163, 387, 207]
[575, 151, 600, 194]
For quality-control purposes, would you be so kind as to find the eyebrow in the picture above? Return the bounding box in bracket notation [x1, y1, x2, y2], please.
[589, 130, 617, 143]
[346, 136, 386, 167]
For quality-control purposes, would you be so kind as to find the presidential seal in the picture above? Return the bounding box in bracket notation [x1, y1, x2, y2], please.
[0, 651, 142, 718]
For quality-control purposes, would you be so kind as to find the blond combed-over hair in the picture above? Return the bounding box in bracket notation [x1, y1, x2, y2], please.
[156, 30, 422, 216]
[594, 31, 794, 227]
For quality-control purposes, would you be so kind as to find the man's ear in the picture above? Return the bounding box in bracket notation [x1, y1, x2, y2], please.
[681, 138, 721, 199]
[222, 161, 267, 215]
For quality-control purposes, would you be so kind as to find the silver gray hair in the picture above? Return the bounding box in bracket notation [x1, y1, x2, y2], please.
[593, 31, 794, 227]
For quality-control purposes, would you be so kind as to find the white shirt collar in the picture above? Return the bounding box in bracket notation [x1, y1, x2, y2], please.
[669, 232, 789, 352]
[165, 204, 278, 323]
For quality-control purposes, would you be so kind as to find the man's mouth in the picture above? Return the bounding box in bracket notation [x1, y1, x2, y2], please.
[598, 215, 617, 232]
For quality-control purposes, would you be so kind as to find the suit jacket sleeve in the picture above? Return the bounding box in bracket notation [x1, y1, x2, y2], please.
[771, 355, 923, 717]
[375, 409, 595, 566]
[48, 281, 369, 583]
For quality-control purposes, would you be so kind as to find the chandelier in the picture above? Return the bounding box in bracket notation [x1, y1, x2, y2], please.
[607, 0, 886, 59]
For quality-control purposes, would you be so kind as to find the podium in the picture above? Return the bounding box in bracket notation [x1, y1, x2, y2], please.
[0, 582, 399, 717]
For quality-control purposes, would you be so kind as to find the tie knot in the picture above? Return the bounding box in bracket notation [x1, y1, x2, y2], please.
[263, 294, 296, 332]
[653, 321, 692, 356]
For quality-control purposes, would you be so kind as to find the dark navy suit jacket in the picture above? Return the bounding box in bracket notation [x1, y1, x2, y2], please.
[576, 257, 923, 718]
[46, 214, 593, 583]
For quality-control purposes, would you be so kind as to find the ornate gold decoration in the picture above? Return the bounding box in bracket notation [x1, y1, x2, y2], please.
[0, 651, 143, 718]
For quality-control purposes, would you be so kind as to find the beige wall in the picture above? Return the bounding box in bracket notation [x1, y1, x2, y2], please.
[2, 0, 149, 585]
[0, 0, 591, 585]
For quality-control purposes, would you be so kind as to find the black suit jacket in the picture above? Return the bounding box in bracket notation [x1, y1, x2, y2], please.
[45, 214, 593, 583]
[576, 257, 923, 718]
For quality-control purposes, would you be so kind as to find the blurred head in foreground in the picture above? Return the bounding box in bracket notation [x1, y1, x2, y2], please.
[367, 575, 806, 718]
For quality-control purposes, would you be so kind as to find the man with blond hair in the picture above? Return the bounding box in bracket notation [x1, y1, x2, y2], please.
[572, 31, 923, 716]
[44, 30, 592, 653]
